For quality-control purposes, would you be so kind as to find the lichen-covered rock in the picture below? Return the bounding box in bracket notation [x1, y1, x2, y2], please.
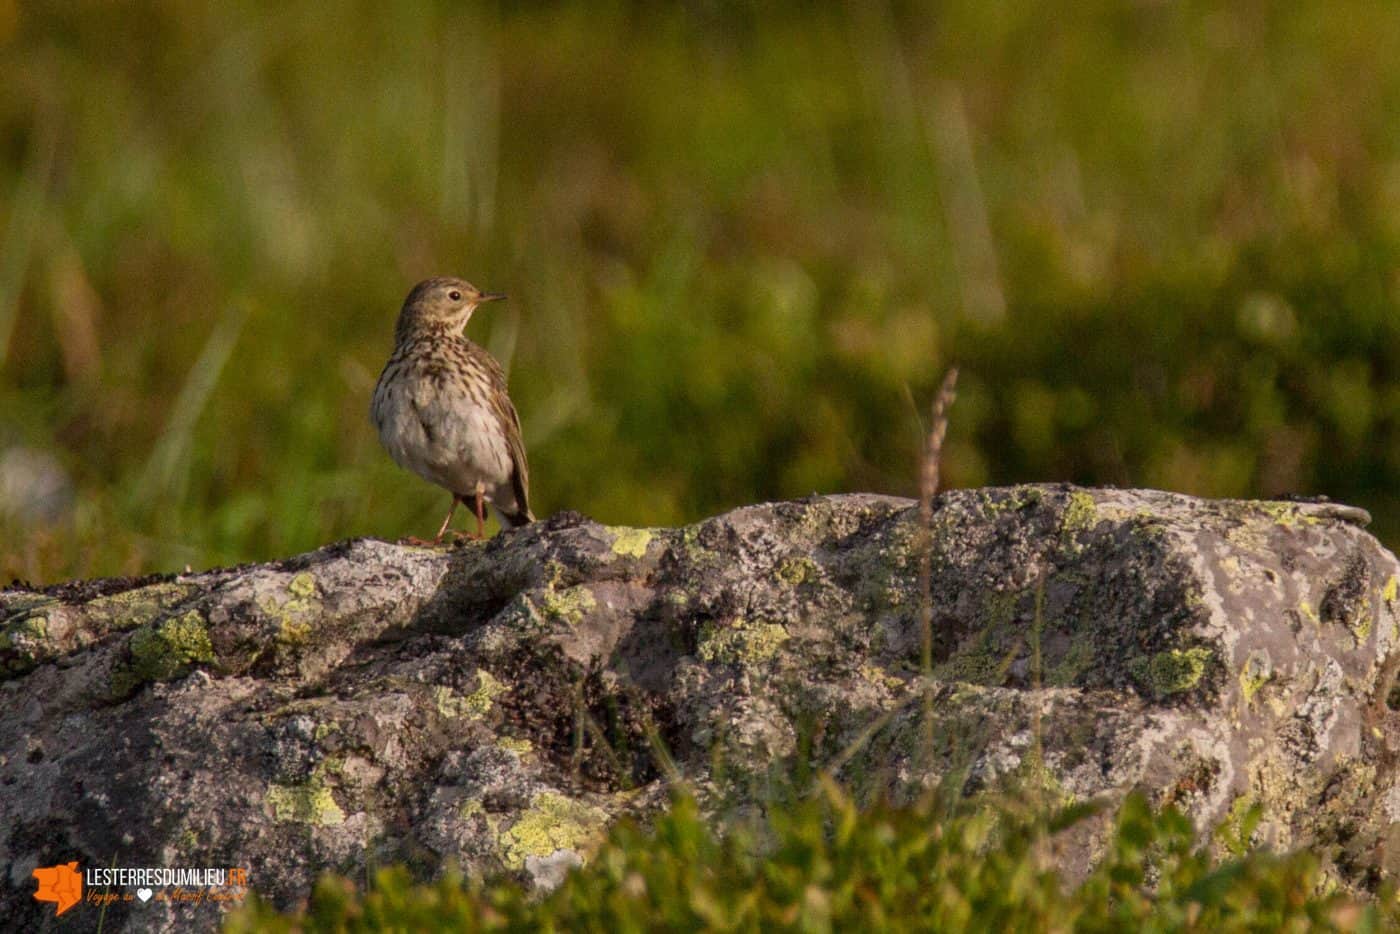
[1, 485, 1397, 929]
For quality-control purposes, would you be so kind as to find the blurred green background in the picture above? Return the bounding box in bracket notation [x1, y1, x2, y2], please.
[2, 1, 1399, 583]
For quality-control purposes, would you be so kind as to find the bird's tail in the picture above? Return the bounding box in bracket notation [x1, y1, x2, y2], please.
[498, 506, 535, 528]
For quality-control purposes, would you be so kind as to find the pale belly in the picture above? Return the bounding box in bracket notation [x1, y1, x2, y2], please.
[372, 377, 513, 500]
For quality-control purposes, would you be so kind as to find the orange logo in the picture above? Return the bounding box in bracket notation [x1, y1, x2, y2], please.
[32, 861, 83, 916]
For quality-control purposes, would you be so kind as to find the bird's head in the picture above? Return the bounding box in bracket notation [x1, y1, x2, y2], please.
[395, 276, 505, 340]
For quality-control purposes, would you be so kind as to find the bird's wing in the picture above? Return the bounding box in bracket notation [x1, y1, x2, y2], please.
[498, 393, 531, 517]
[472, 346, 532, 517]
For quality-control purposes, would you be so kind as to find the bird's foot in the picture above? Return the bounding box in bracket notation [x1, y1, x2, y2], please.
[398, 535, 447, 547]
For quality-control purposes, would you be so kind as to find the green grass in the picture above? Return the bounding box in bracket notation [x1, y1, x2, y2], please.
[5, 6, 1398, 925]
[225, 784, 1394, 932]
[3, 1, 1400, 582]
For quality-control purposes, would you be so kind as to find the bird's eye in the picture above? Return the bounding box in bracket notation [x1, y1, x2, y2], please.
[448, 290, 463, 301]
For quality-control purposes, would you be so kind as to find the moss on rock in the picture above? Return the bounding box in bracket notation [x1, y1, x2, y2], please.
[1131, 647, 1214, 697]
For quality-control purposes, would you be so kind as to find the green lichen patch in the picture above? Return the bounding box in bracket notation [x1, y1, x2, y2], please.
[1351, 608, 1374, 644]
[978, 485, 1044, 515]
[1253, 502, 1322, 529]
[288, 571, 317, 599]
[776, 556, 819, 587]
[1131, 647, 1214, 698]
[1214, 794, 1262, 858]
[500, 792, 608, 870]
[859, 663, 904, 692]
[539, 585, 598, 626]
[606, 527, 653, 558]
[435, 669, 506, 719]
[259, 572, 323, 647]
[7, 585, 208, 680]
[0, 616, 49, 660]
[0, 592, 58, 615]
[82, 582, 201, 633]
[266, 778, 346, 826]
[1298, 601, 1321, 628]
[697, 617, 789, 665]
[110, 610, 215, 696]
[279, 617, 311, 645]
[1061, 491, 1100, 534]
[498, 736, 534, 758]
[1239, 651, 1272, 705]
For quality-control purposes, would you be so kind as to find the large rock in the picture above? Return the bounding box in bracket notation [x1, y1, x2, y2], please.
[2, 485, 1398, 929]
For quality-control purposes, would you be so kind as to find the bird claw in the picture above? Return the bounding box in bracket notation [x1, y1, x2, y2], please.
[397, 535, 440, 547]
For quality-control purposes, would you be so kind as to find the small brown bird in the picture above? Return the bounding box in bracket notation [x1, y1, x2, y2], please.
[371, 277, 534, 541]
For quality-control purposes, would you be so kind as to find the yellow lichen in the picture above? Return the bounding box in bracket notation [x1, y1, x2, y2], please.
[1352, 609, 1374, 644]
[3, 613, 47, 646]
[1061, 491, 1099, 534]
[500, 792, 608, 870]
[776, 556, 819, 586]
[0, 593, 56, 614]
[498, 736, 533, 757]
[859, 663, 903, 692]
[1132, 646, 1213, 696]
[1, 613, 50, 668]
[82, 582, 200, 632]
[262, 573, 322, 646]
[1255, 502, 1321, 528]
[1299, 601, 1320, 628]
[697, 617, 789, 665]
[532, 561, 599, 626]
[111, 610, 215, 695]
[288, 571, 317, 599]
[266, 779, 345, 826]
[1214, 794, 1261, 857]
[1239, 651, 1272, 705]
[435, 669, 506, 719]
[539, 585, 597, 625]
[606, 527, 653, 558]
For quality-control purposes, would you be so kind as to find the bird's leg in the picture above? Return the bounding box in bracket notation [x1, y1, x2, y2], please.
[473, 484, 486, 540]
[432, 495, 461, 544]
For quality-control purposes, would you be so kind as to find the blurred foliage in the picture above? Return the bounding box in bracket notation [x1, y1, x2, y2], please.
[225, 786, 1393, 932]
[2, 1, 1400, 580]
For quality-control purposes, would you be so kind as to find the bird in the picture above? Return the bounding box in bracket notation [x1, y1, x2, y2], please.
[371, 276, 534, 542]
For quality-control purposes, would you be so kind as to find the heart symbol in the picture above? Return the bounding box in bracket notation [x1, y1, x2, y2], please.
[136, 888, 153, 902]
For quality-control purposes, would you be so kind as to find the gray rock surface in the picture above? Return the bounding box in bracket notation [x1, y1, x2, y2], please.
[2, 485, 1398, 929]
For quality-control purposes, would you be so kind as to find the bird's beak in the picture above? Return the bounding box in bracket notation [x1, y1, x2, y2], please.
[478, 292, 507, 304]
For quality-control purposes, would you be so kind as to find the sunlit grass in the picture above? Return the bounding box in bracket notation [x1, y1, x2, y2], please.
[2, 1, 1399, 581]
